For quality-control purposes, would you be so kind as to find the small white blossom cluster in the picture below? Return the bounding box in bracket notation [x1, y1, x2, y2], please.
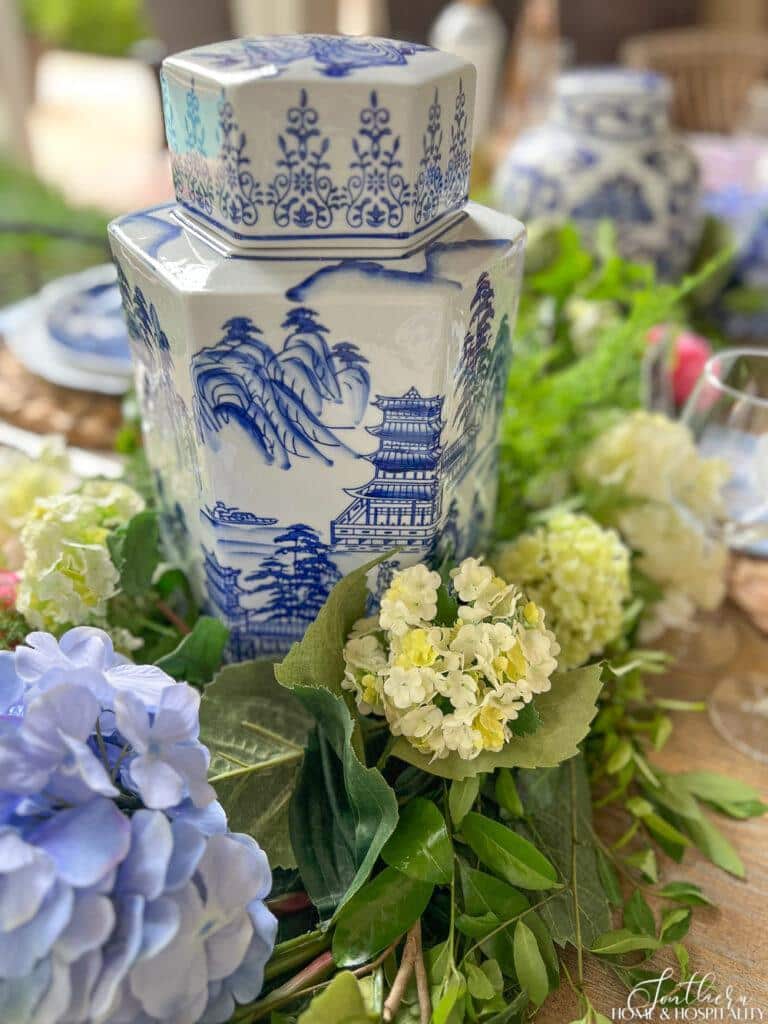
[342, 558, 560, 762]
[580, 410, 729, 639]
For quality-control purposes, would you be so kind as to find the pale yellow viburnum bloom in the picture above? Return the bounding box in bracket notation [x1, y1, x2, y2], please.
[494, 512, 631, 669]
[580, 410, 729, 632]
[341, 557, 561, 763]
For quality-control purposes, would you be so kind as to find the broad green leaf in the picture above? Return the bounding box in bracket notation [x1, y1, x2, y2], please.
[155, 616, 228, 685]
[461, 813, 559, 890]
[660, 907, 692, 943]
[297, 971, 376, 1023]
[659, 882, 713, 908]
[623, 891, 655, 937]
[590, 929, 660, 956]
[199, 659, 312, 869]
[495, 768, 524, 818]
[508, 701, 541, 737]
[392, 664, 603, 779]
[516, 755, 612, 947]
[381, 798, 453, 884]
[456, 912, 501, 939]
[449, 777, 479, 827]
[107, 509, 161, 597]
[275, 554, 384, 708]
[513, 920, 549, 1006]
[289, 687, 399, 917]
[332, 868, 433, 966]
[681, 815, 745, 879]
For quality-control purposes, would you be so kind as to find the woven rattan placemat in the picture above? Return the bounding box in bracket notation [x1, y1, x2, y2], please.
[0, 345, 123, 450]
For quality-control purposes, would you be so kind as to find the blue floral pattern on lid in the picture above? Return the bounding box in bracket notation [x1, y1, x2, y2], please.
[188, 34, 431, 78]
[161, 36, 474, 246]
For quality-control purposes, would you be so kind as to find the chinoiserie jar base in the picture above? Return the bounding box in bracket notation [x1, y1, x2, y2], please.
[493, 69, 702, 280]
[109, 200, 525, 660]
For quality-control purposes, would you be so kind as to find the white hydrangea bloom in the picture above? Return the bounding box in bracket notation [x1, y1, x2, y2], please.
[638, 589, 697, 643]
[17, 480, 145, 634]
[342, 557, 560, 762]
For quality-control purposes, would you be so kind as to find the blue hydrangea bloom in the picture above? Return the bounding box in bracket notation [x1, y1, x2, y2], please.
[0, 628, 277, 1024]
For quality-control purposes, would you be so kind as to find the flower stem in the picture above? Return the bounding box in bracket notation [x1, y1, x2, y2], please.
[155, 599, 191, 635]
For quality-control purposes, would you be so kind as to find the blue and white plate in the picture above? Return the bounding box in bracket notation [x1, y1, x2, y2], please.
[41, 265, 132, 375]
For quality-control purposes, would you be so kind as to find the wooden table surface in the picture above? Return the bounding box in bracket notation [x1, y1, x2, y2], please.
[540, 604, 768, 1022]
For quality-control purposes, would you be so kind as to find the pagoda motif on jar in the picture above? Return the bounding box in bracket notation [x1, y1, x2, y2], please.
[494, 69, 701, 279]
[111, 35, 525, 659]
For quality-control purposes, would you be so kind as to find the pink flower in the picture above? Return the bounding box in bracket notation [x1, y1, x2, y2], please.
[647, 325, 713, 407]
[0, 570, 18, 608]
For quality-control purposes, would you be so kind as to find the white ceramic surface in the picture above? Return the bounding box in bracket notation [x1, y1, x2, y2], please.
[494, 68, 702, 279]
[161, 35, 475, 250]
[110, 35, 526, 661]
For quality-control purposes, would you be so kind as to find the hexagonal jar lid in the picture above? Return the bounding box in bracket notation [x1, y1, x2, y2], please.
[160, 35, 476, 252]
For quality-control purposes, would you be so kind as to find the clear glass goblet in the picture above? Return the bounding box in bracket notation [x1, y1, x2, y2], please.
[682, 347, 768, 762]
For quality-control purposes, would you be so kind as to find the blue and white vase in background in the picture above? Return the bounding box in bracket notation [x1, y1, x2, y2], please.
[109, 34, 526, 661]
[494, 68, 701, 279]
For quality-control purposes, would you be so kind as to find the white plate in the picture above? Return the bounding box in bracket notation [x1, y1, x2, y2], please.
[3, 300, 132, 395]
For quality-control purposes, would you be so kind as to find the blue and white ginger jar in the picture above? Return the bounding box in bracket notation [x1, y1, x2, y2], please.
[494, 69, 701, 279]
[109, 34, 526, 660]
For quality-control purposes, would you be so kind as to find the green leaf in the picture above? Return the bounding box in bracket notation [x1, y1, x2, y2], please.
[449, 777, 479, 827]
[288, 687, 399, 918]
[381, 798, 453, 884]
[199, 659, 313, 869]
[331, 867, 433, 967]
[297, 971, 377, 1023]
[676, 772, 768, 818]
[434, 583, 459, 627]
[590, 928, 660, 956]
[508, 701, 541, 737]
[606, 739, 633, 775]
[461, 813, 559, 890]
[107, 509, 161, 597]
[154, 616, 228, 685]
[460, 864, 530, 920]
[659, 882, 713, 908]
[516, 755, 612, 947]
[458, 864, 557, 984]
[275, 554, 383, 705]
[596, 849, 623, 909]
[392, 664, 603, 780]
[623, 891, 655, 937]
[624, 848, 658, 884]
[513, 920, 549, 1007]
[465, 961, 496, 1002]
[680, 815, 745, 879]
[495, 768, 524, 818]
[660, 907, 692, 943]
[432, 974, 467, 1024]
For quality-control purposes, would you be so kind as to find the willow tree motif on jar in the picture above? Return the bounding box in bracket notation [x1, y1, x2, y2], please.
[191, 308, 370, 468]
